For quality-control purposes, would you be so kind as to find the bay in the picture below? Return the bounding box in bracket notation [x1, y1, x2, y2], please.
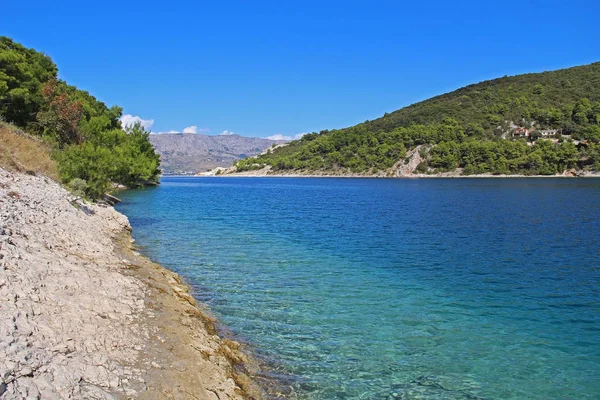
[116, 177, 600, 399]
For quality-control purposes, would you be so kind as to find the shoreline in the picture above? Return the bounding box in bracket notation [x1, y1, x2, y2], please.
[113, 232, 266, 400]
[194, 171, 600, 179]
[116, 232, 292, 400]
[194, 164, 600, 179]
[0, 168, 266, 399]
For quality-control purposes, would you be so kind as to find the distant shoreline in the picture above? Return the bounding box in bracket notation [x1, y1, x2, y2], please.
[188, 163, 600, 179]
[185, 171, 600, 179]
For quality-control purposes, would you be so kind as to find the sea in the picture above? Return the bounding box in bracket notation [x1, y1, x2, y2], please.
[116, 177, 600, 400]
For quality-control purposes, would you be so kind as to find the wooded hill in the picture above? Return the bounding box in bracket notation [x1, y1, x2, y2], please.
[0, 37, 160, 198]
[236, 62, 600, 175]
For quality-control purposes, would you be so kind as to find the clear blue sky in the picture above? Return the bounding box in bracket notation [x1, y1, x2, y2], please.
[2, 0, 599, 138]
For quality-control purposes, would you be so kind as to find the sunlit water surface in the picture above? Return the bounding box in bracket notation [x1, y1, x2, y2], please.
[116, 177, 600, 399]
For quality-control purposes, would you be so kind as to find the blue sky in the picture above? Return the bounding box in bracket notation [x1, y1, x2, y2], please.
[2, 0, 599, 138]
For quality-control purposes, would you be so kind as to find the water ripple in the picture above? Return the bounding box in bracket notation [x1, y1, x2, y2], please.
[117, 177, 600, 400]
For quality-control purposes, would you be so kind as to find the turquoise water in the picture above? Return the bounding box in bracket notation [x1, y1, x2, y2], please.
[116, 177, 600, 399]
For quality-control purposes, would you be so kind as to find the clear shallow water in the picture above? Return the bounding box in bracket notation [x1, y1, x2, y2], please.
[116, 177, 600, 400]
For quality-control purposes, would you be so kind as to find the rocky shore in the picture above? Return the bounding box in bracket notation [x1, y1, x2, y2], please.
[202, 147, 600, 179]
[0, 168, 262, 399]
[207, 166, 600, 179]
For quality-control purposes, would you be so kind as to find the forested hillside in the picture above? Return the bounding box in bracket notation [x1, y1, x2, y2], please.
[0, 37, 160, 198]
[236, 62, 600, 175]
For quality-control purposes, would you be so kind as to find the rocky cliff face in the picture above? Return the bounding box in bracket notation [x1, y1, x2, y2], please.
[149, 134, 287, 174]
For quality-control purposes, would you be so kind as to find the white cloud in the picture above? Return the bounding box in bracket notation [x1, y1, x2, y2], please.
[119, 114, 154, 131]
[151, 130, 178, 134]
[266, 133, 306, 141]
[152, 127, 210, 134]
[220, 130, 235, 135]
[266, 134, 290, 140]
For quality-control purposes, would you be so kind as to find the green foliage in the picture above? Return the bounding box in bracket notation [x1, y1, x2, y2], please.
[0, 37, 58, 127]
[251, 62, 600, 174]
[110, 123, 161, 187]
[57, 123, 160, 198]
[37, 79, 84, 148]
[579, 125, 600, 143]
[357, 63, 600, 134]
[56, 142, 115, 199]
[66, 178, 88, 198]
[586, 143, 600, 170]
[425, 139, 581, 175]
[235, 160, 266, 172]
[236, 125, 408, 173]
[0, 36, 160, 199]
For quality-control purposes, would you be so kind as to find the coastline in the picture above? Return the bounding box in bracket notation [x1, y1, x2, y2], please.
[112, 233, 266, 400]
[0, 168, 264, 399]
[197, 162, 600, 179]
[203, 169, 600, 179]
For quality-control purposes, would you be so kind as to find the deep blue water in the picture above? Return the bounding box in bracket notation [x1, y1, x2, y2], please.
[116, 177, 600, 400]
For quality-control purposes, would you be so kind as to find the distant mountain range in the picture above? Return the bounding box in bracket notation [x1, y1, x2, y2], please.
[149, 133, 287, 174]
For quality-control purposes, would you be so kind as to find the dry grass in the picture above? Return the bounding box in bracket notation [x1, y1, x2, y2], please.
[0, 123, 59, 180]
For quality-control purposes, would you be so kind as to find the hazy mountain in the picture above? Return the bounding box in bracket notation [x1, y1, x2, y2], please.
[149, 133, 287, 174]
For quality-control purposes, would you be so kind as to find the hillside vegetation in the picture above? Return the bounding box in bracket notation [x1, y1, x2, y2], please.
[236, 62, 600, 175]
[0, 37, 160, 198]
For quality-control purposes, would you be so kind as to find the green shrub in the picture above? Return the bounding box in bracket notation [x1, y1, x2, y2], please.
[66, 178, 88, 197]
